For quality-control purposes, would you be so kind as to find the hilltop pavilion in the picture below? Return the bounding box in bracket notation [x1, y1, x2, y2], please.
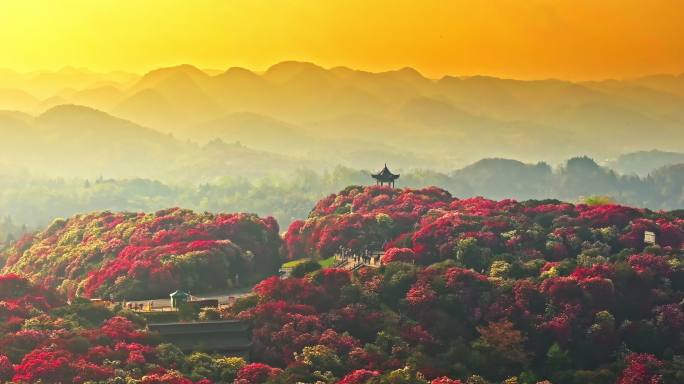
[372, 164, 400, 188]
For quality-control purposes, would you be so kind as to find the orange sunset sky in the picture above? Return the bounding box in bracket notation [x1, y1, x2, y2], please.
[1, 0, 683, 80]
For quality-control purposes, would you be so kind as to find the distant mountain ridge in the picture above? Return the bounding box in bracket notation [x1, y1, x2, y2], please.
[1, 61, 684, 170]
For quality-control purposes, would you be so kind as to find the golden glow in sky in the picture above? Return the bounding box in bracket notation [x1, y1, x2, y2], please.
[1, 0, 683, 80]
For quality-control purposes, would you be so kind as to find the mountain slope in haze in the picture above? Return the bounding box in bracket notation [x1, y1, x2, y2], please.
[628, 73, 684, 97]
[0, 104, 180, 178]
[0, 88, 39, 111]
[0, 66, 138, 100]
[68, 85, 125, 111]
[118, 64, 222, 127]
[168, 138, 308, 182]
[610, 150, 684, 176]
[191, 112, 314, 153]
[0, 104, 306, 181]
[453, 158, 553, 200]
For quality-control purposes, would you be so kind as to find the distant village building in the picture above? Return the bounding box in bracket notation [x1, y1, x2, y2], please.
[644, 231, 656, 245]
[372, 164, 400, 188]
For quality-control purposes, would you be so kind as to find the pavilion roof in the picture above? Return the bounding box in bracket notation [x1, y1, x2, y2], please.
[372, 164, 400, 180]
[169, 290, 190, 298]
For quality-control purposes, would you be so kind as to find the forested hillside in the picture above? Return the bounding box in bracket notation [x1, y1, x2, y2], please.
[1, 209, 281, 299]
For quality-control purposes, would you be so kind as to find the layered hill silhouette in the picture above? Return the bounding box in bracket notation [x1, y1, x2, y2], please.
[1, 62, 684, 172]
[0, 104, 305, 180]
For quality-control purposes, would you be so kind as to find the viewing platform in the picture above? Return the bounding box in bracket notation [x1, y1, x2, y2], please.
[334, 248, 383, 270]
[122, 287, 252, 312]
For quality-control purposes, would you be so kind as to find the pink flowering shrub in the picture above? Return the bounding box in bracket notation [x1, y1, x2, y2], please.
[381, 247, 417, 264]
[234, 363, 282, 384]
[338, 369, 380, 384]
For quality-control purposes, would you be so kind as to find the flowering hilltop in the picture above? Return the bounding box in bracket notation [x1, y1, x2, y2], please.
[220, 185, 684, 383]
[285, 185, 684, 265]
[2, 208, 282, 300]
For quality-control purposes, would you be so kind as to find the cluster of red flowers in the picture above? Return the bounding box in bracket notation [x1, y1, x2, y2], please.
[617, 353, 664, 384]
[380, 247, 416, 264]
[234, 363, 282, 384]
[2, 208, 282, 299]
[0, 274, 60, 338]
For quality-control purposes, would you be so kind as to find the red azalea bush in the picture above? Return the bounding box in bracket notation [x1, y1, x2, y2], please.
[0, 274, 61, 336]
[617, 353, 664, 384]
[381, 247, 417, 264]
[337, 369, 380, 384]
[2, 209, 282, 299]
[12, 349, 75, 383]
[234, 362, 282, 384]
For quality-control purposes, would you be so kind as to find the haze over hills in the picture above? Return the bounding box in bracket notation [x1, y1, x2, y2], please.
[1, 62, 684, 174]
[0, 104, 306, 180]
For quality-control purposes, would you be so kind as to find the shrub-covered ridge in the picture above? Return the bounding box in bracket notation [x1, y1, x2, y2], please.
[2, 208, 282, 299]
[224, 185, 684, 383]
[285, 185, 684, 265]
